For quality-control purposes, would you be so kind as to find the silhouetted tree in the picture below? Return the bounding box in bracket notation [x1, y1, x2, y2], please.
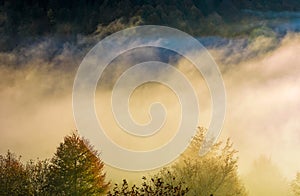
[107, 171, 189, 196]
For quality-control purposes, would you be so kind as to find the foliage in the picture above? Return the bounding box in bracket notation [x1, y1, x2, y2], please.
[107, 127, 246, 196]
[292, 172, 300, 196]
[163, 127, 247, 196]
[26, 159, 50, 195]
[0, 128, 248, 195]
[0, 129, 247, 196]
[107, 171, 188, 196]
[0, 151, 31, 195]
[46, 133, 109, 195]
[1, 0, 300, 51]
[0, 133, 109, 195]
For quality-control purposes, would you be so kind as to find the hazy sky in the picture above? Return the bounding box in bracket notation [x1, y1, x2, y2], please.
[0, 29, 299, 182]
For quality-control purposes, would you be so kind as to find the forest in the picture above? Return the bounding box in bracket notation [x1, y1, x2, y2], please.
[1, 0, 300, 195]
[1, 0, 300, 51]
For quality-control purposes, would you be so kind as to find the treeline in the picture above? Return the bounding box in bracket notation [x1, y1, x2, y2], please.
[0, 128, 248, 195]
[1, 128, 300, 195]
[0, 0, 232, 41]
[0, 133, 109, 195]
[1, 0, 300, 51]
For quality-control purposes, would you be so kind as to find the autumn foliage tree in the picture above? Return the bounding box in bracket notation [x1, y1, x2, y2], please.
[46, 133, 109, 195]
[0, 151, 30, 195]
[0, 129, 247, 196]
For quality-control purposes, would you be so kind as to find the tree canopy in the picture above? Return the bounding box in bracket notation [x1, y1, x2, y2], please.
[162, 127, 247, 196]
[107, 127, 247, 195]
[47, 133, 109, 195]
[0, 151, 30, 195]
[0, 133, 109, 195]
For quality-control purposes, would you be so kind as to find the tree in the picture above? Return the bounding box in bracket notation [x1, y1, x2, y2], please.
[26, 159, 50, 195]
[292, 172, 300, 195]
[244, 155, 289, 196]
[162, 127, 247, 196]
[0, 151, 30, 195]
[46, 133, 109, 195]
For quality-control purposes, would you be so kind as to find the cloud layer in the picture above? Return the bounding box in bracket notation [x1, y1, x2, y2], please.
[0, 24, 299, 182]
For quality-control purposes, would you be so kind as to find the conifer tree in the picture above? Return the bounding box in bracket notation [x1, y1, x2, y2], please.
[47, 133, 109, 195]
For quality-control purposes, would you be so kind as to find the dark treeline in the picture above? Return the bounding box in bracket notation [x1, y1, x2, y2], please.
[1, 0, 300, 51]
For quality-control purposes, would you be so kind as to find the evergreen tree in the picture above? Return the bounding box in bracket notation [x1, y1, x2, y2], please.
[47, 133, 109, 195]
[244, 155, 289, 196]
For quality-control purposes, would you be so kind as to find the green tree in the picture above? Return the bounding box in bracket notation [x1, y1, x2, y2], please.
[47, 133, 109, 195]
[0, 151, 30, 195]
[26, 159, 50, 195]
[291, 172, 300, 195]
[163, 127, 247, 196]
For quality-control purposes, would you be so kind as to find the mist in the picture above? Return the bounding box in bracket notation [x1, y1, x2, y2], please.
[0, 11, 300, 194]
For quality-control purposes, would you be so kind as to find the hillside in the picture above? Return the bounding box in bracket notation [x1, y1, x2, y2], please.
[0, 0, 300, 50]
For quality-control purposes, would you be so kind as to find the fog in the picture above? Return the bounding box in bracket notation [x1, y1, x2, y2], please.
[0, 12, 300, 194]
